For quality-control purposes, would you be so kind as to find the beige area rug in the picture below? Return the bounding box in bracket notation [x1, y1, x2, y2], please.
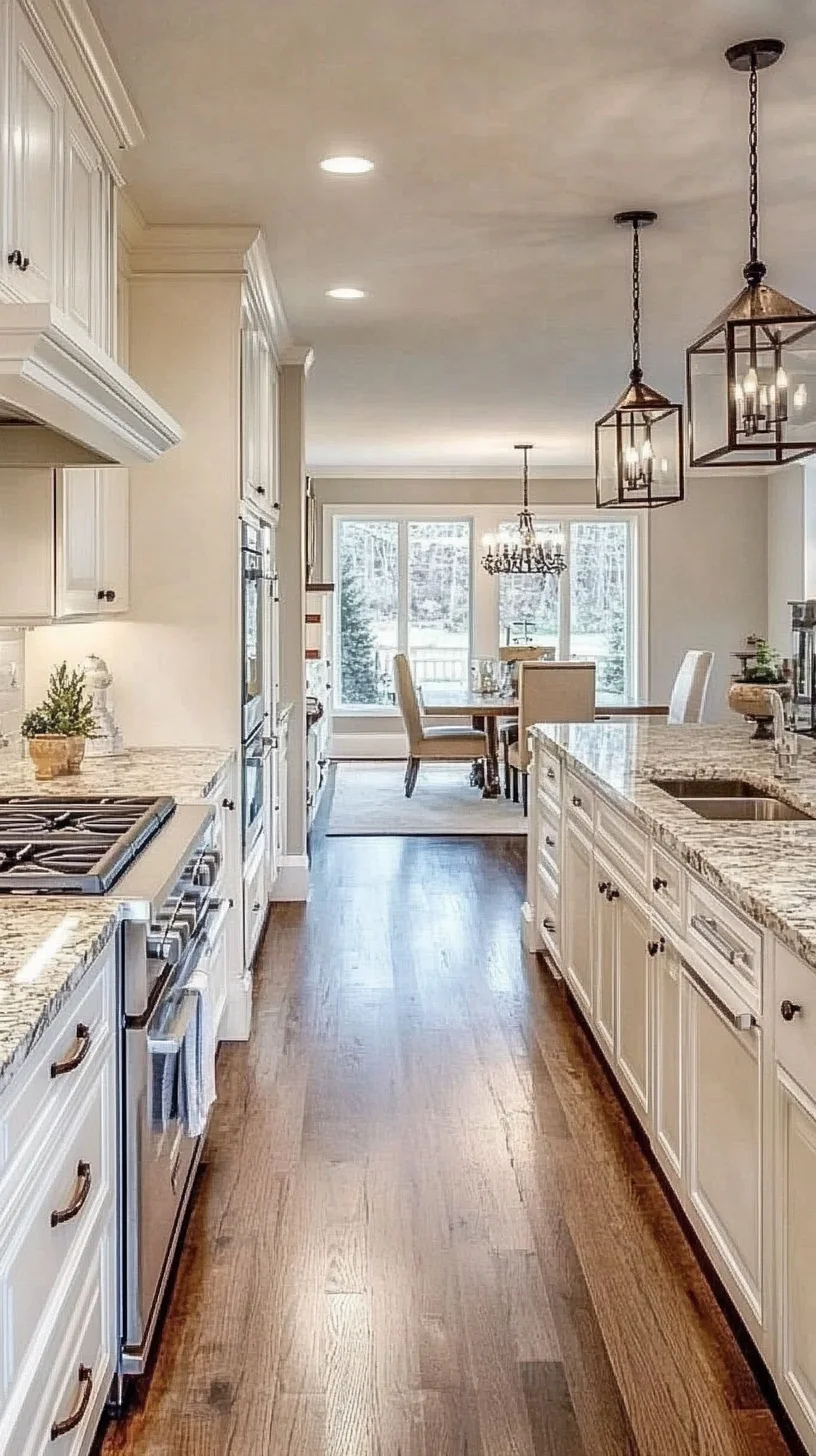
[325, 761, 527, 836]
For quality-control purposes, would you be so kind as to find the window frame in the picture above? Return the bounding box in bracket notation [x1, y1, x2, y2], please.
[326, 503, 648, 716]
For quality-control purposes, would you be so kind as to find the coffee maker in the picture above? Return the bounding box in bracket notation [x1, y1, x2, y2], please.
[790, 600, 816, 734]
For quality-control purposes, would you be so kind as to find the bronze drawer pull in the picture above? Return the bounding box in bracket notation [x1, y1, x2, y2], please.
[50, 1364, 93, 1440]
[780, 1000, 803, 1022]
[51, 1161, 92, 1227]
[652, 875, 668, 892]
[572, 794, 582, 807]
[545, 835, 556, 847]
[50, 1023, 91, 1079]
[546, 767, 555, 780]
[598, 880, 610, 895]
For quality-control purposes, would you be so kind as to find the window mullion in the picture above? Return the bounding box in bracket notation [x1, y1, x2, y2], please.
[560, 520, 571, 659]
[398, 519, 409, 657]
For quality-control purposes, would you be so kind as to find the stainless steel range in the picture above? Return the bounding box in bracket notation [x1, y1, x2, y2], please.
[0, 793, 225, 1406]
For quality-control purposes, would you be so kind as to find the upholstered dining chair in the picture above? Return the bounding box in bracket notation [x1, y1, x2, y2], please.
[393, 653, 489, 798]
[497, 646, 555, 796]
[508, 661, 596, 814]
[667, 650, 714, 724]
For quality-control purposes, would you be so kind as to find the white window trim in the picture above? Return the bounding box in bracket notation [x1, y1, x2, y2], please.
[325, 503, 649, 717]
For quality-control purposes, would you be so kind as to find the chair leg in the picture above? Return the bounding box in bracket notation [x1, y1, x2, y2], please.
[503, 738, 510, 798]
[405, 757, 420, 798]
[521, 772, 528, 817]
[511, 767, 519, 804]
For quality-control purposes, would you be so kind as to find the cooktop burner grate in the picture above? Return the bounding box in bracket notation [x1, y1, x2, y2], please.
[0, 795, 176, 894]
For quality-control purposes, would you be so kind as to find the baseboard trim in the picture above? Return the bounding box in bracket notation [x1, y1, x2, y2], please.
[272, 855, 309, 901]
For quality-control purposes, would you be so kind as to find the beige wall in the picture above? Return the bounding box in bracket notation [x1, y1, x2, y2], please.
[316, 473, 768, 738]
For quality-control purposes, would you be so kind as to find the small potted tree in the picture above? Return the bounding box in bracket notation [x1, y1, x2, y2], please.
[22, 663, 98, 779]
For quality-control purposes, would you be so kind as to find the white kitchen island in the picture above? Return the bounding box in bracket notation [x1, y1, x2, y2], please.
[524, 719, 816, 1455]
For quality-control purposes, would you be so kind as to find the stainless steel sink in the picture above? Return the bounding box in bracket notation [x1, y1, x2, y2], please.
[652, 777, 814, 823]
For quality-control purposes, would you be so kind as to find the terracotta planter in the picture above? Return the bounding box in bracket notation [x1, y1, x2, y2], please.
[65, 736, 86, 774]
[27, 735, 72, 780]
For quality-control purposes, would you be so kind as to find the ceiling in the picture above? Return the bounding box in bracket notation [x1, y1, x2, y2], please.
[94, 0, 816, 477]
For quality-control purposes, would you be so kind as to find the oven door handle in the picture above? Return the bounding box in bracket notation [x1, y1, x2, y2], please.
[147, 988, 198, 1055]
[204, 898, 230, 951]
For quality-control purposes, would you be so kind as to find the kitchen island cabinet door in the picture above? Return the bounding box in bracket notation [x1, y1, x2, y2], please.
[593, 860, 616, 1065]
[684, 966, 764, 1340]
[615, 889, 651, 1128]
[775, 1065, 816, 1451]
[653, 935, 683, 1189]
[563, 820, 593, 1019]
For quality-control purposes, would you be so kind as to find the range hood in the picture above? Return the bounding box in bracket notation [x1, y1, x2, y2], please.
[0, 304, 182, 467]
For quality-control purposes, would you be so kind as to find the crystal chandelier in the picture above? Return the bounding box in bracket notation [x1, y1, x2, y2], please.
[481, 446, 567, 576]
[687, 39, 816, 468]
[595, 211, 684, 509]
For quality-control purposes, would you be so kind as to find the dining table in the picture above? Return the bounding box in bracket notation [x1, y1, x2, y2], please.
[420, 685, 670, 799]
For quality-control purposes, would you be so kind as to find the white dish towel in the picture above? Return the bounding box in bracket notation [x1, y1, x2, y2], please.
[179, 967, 217, 1137]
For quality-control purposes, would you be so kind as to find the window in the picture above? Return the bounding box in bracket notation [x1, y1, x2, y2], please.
[336, 517, 472, 708]
[498, 517, 634, 694]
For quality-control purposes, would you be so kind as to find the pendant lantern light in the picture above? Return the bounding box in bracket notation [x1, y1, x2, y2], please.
[595, 211, 684, 510]
[687, 40, 816, 468]
[481, 446, 567, 577]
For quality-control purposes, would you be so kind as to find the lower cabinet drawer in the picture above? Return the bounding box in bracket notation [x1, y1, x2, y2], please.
[686, 876, 763, 1013]
[0, 1051, 115, 1398]
[243, 835, 267, 967]
[595, 796, 648, 893]
[537, 748, 561, 802]
[537, 797, 559, 880]
[650, 844, 683, 930]
[537, 862, 559, 963]
[566, 772, 593, 834]
[2, 1216, 116, 1456]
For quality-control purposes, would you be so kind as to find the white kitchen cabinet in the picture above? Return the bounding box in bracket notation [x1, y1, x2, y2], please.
[276, 711, 289, 870]
[63, 99, 104, 341]
[6, 4, 62, 305]
[0, 467, 56, 620]
[563, 818, 593, 1018]
[616, 889, 651, 1127]
[57, 468, 129, 617]
[653, 933, 683, 1188]
[241, 297, 279, 519]
[775, 1065, 816, 1451]
[684, 961, 764, 1337]
[593, 858, 617, 1065]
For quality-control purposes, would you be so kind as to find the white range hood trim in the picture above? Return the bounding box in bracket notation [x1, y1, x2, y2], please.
[0, 303, 182, 465]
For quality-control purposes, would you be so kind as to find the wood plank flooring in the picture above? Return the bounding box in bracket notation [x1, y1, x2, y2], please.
[101, 834, 792, 1455]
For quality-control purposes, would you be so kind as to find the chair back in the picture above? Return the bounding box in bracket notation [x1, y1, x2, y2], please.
[668, 650, 714, 724]
[393, 653, 424, 751]
[516, 661, 596, 769]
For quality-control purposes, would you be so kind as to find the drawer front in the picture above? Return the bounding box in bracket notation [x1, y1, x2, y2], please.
[566, 771, 593, 834]
[244, 836, 267, 967]
[0, 1053, 115, 1398]
[595, 797, 648, 893]
[537, 793, 559, 879]
[537, 747, 561, 803]
[0, 939, 115, 1191]
[651, 845, 684, 931]
[2, 1217, 115, 1456]
[775, 941, 816, 1104]
[537, 861, 560, 964]
[686, 876, 763, 1013]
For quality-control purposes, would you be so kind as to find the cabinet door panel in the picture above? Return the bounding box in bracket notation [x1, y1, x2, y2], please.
[594, 872, 616, 1063]
[654, 938, 682, 1184]
[616, 892, 650, 1124]
[63, 102, 101, 340]
[776, 1067, 816, 1443]
[11, 10, 62, 303]
[564, 823, 592, 1017]
[685, 971, 763, 1326]
[57, 468, 101, 617]
[99, 469, 129, 613]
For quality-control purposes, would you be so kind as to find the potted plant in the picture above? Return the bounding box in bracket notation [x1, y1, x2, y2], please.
[22, 663, 98, 779]
[728, 638, 790, 740]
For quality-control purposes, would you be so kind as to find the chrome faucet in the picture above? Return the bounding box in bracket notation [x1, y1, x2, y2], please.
[768, 688, 800, 781]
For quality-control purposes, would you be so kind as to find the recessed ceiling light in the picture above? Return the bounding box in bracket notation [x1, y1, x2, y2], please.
[320, 155, 374, 175]
[326, 287, 367, 300]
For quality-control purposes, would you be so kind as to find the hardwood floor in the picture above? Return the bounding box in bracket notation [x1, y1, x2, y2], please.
[102, 834, 792, 1455]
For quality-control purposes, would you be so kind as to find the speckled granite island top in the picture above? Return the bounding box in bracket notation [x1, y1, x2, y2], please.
[532, 720, 816, 972]
[0, 901, 119, 1096]
[0, 745, 234, 803]
[0, 746, 234, 1097]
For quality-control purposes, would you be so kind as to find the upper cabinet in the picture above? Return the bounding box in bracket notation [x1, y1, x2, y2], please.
[241, 291, 280, 518]
[0, 1, 115, 351]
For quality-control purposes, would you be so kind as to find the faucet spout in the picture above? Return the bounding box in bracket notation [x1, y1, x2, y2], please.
[768, 688, 787, 749]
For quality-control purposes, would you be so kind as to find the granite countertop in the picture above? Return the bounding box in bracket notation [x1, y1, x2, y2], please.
[0, 901, 119, 1096]
[532, 719, 816, 971]
[0, 746, 235, 803]
[0, 745, 235, 1098]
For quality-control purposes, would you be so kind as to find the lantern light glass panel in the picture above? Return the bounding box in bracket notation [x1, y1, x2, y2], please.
[595, 402, 684, 509]
[688, 311, 816, 468]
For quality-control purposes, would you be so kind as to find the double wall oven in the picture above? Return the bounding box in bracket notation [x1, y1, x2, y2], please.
[241, 516, 277, 853]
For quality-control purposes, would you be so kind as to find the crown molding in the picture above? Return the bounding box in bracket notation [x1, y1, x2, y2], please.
[0, 303, 183, 465]
[281, 344, 315, 375]
[22, 0, 144, 181]
[126, 223, 263, 278]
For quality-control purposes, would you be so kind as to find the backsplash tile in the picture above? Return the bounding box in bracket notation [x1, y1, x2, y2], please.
[0, 631, 24, 749]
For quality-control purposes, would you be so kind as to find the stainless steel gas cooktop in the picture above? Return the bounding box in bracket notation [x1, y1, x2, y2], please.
[0, 795, 176, 894]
